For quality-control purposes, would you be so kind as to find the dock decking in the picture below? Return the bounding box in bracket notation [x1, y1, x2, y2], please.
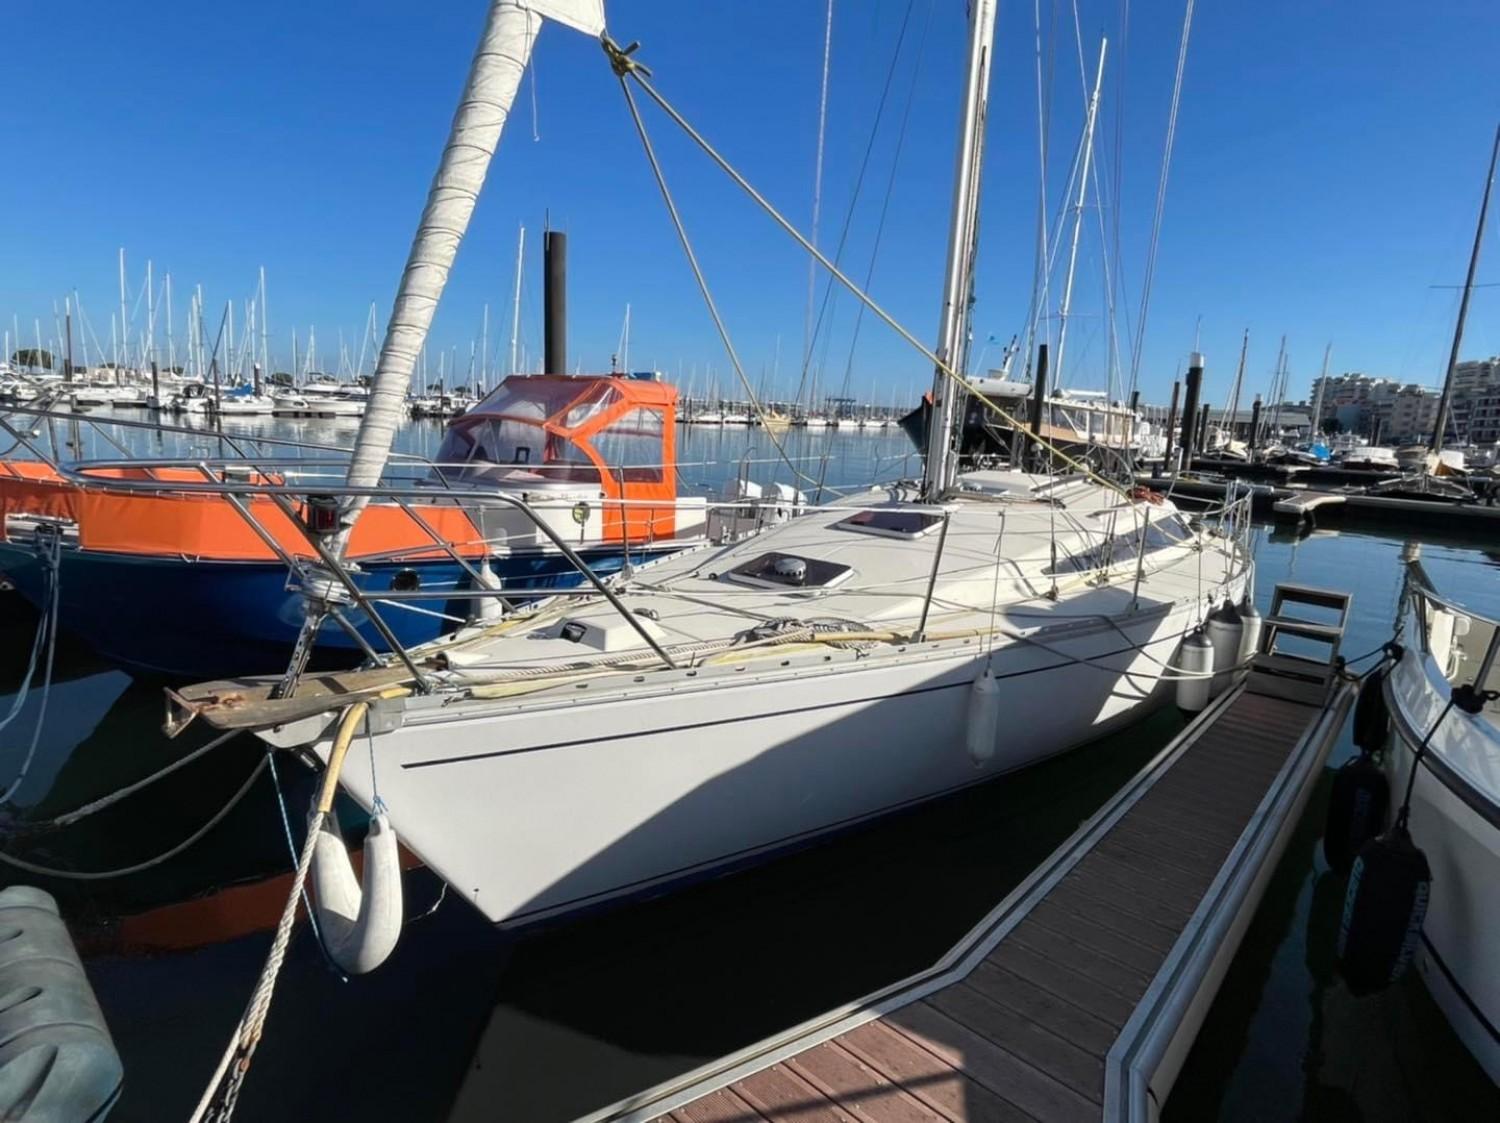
[1272, 490, 1348, 521]
[588, 595, 1356, 1123]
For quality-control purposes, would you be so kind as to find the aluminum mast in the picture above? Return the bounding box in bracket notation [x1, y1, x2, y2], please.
[921, 0, 999, 499]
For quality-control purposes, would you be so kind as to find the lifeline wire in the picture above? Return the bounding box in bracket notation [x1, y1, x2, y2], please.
[603, 36, 1136, 500]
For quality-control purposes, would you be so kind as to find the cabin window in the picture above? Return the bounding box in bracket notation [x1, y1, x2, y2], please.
[560, 383, 621, 429]
[590, 407, 666, 483]
[438, 416, 548, 470]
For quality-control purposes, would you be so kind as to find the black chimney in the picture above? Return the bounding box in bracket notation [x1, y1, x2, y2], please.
[1179, 352, 1204, 468]
[1163, 380, 1181, 470]
[544, 230, 567, 375]
[1026, 343, 1049, 470]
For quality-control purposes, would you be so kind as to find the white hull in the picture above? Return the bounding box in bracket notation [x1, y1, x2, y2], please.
[324, 588, 1235, 928]
[272, 395, 366, 418]
[1385, 615, 1500, 1084]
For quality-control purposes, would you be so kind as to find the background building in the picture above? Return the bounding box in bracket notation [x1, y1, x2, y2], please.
[1307, 362, 1500, 444]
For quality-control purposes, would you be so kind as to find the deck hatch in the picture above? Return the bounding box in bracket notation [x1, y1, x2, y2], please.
[833, 508, 945, 539]
[723, 552, 854, 591]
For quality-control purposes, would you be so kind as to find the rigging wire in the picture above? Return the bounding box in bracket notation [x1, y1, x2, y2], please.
[814, 0, 932, 499]
[796, 0, 836, 413]
[612, 67, 819, 488]
[602, 36, 1134, 496]
[1126, 0, 1196, 400]
[795, 0, 923, 419]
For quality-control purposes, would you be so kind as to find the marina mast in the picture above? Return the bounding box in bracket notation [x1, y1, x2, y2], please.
[1430, 122, 1499, 456]
[922, 0, 998, 499]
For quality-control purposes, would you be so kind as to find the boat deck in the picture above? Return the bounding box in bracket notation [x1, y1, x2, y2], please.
[588, 630, 1356, 1123]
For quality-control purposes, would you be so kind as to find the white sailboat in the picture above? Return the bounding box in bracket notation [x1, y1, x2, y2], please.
[177, 0, 1255, 931]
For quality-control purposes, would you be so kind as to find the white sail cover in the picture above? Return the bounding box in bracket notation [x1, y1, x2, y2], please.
[341, 0, 603, 529]
[528, 0, 603, 35]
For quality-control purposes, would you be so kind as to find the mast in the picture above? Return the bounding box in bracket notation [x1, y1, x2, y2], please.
[1269, 338, 1288, 439]
[144, 260, 154, 373]
[1052, 38, 1108, 391]
[118, 247, 129, 370]
[480, 302, 490, 391]
[921, 0, 999, 499]
[800, 0, 834, 413]
[1431, 122, 1499, 456]
[1225, 328, 1248, 446]
[342, 0, 604, 527]
[259, 266, 270, 375]
[509, 223, 525, 375]
[166, 273, 175, 373]
[1311, 341, 1331, 440]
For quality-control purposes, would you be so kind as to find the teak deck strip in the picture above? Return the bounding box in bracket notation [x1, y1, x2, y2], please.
[641, 672, 1347, 1123]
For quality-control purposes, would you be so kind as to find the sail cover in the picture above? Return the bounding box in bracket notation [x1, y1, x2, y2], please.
[528, 0, 603, 35]
[340, 0, 604, 537]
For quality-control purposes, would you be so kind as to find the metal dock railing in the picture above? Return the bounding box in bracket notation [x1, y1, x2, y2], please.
[583, 584, 1359, 1123]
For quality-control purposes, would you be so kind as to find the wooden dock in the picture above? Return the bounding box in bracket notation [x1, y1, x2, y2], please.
[1136, 473, 1500, 529]
[584, 587, 1358, 1123]
[1272, 489, 1347, 522]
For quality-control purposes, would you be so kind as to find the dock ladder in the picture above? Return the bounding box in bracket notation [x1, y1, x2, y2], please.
[1249, 583, 1352, 703]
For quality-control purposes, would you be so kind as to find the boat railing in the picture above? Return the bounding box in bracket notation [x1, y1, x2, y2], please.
[3, 406, 1255, 692]
[1405, 559, 1500, 696]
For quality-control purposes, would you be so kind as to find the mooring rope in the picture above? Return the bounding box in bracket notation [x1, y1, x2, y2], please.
[190, 688, 407, 1122]
[0, 528, 63, 807]
[0, 757, 267, 881]
[16, 729, 242, 835]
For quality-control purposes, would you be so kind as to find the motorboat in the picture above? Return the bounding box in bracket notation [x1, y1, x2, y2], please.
[212, 386, 276, 416]
[273, 378, 367, 418]
[1383, 556, 1500, 1083]
[0, 374, 711, 676]
[1336, 445, 1400, 472]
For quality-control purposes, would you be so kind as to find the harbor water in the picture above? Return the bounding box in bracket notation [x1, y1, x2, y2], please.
[0, 415, 1495, 1120]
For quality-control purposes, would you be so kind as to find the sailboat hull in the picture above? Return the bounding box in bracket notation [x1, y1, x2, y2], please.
[322, 587, 1239, 928]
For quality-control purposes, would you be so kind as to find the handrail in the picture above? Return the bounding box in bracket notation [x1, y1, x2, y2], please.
[3, 421, 1253, 693]
[1406, 557, 1500, 630]
[912, 511, 952, 643]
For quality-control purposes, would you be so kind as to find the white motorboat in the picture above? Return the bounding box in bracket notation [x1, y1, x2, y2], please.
[1336, 445, 1400, 471]
[212, 388, 276, 415]
[272, 383, 366, 418]
[1383, 558, 1500, 1083]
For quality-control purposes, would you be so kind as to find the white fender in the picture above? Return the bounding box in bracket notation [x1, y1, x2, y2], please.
[474, 559, 505, 623]
[309, 812, 404, 974]
[965, 664, 1002, 766]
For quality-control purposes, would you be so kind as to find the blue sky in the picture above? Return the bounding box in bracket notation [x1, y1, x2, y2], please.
[2, 0, 1497, 408]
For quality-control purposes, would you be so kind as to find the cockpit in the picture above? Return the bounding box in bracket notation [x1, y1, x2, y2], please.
[434, 373, 680, 541]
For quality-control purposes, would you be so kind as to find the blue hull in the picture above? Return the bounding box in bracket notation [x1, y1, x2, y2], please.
[0, 544, 641, 678]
